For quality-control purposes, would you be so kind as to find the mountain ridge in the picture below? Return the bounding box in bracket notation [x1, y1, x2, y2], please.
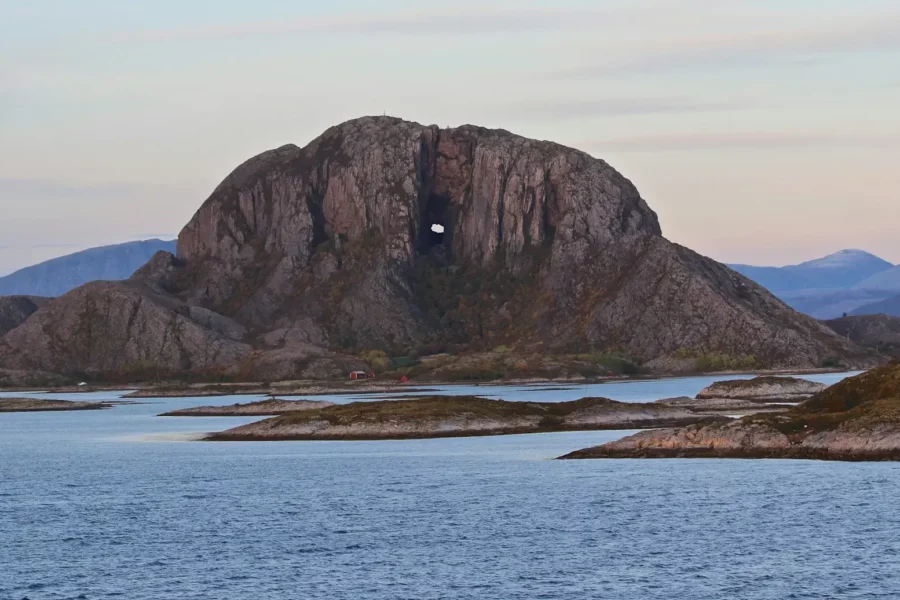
[0, 239, 177, 297]
[729, 250, 897, 319]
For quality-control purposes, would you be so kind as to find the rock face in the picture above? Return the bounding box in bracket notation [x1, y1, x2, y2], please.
[0, 296, 47, 337]
[562, 364, 900, 461]
[0, 117, 873, 380]
[207, 396, 728, 441]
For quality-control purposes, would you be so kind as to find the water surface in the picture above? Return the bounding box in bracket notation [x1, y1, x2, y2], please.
[4, 372, 899, 599]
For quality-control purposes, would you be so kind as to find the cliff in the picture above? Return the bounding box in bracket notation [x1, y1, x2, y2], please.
[0, 117, 872, 380]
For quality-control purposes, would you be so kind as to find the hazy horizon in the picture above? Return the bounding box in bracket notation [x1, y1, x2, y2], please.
[2, 0, 898, 274]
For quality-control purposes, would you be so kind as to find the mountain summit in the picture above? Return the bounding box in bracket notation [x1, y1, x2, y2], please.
[0, 117, 868, 380]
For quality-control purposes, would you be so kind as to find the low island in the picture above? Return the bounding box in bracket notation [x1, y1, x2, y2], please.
[652, 375, 827, 414]
[205, 395, 729, 441]
[561, 365, 900, 461]
[161, 398, 334, 416]
[694, 376, 827, 401]
[0, 398, 112, 412]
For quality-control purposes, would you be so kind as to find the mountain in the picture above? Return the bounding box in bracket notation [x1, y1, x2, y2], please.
[851, 293, 900, 318]
[0, 239, 177, 297]
[779, 289, 897, 320]
[729, 250, 897, 319]
[728, 250, 894, 295]
[854, 266, 900, 292]
[0, 117, 870, 381]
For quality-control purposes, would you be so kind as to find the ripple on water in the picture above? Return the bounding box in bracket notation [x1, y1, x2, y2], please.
[2, 373, 897, 599]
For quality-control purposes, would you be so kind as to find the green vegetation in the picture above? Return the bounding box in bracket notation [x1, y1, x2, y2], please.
[410, 249, 548, 350]
[575, 351, 643, 376]
[272, 395, 630, 427]
[362, 349, 390, 372]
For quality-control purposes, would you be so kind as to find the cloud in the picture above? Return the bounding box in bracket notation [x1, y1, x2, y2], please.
[554, 14, 900, 77]
[586, 132, 900, 152]
[501, 97, 745, 119]
[117, 8, 617, 42]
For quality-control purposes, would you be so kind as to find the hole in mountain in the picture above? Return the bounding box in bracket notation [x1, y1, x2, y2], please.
[429, 223, 445, 246]
[419, 194, 452, 257]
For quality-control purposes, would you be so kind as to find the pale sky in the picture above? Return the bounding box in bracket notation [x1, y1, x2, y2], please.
[2, 0, 899, 275]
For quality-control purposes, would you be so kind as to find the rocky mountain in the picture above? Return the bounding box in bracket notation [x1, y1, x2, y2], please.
[729, 250, 897, 319]
[825, 314, 900, 356]
[0, 117, 872, 381]
[0, 239, 176, 297]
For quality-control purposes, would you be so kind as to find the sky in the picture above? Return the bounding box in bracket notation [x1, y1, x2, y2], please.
[1, 0, 899, 275]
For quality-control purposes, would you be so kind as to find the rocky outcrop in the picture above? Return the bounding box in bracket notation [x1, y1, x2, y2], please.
[160, 398, 334, 416]
[206, 396, 729, 441]
[561, 363, 900, 460]
[0, 117, 874, 380]
[695, 376, 827, 401]
[0, 296, 47, 337]
[0, 281, 252, 378]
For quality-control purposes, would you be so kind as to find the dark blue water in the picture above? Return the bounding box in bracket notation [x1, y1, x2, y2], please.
[4, 373, 900, 599]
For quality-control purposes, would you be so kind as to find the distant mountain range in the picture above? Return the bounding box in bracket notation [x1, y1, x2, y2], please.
[0, 239, 176, 297]
[729, 250, 900, 318]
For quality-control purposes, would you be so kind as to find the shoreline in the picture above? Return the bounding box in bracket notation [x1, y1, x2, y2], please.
[0, 367, 856, 399]
[204, 418, 717, 442]
[0, 398, 113, 412]
[558, 447, 900, 462]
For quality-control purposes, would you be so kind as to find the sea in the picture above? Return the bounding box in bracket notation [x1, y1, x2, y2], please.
[3, 371, 900, 599]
